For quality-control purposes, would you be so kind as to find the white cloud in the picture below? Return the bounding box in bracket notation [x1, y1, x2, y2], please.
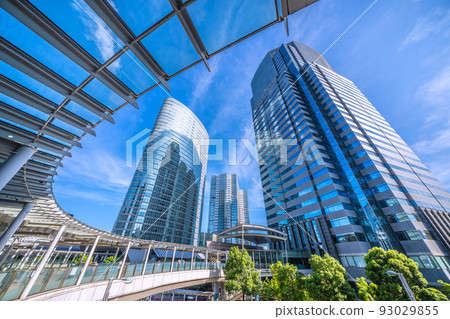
[401, 8, 450, 49]
[190, 56, 222, 108]
[72, 1, 122, 72]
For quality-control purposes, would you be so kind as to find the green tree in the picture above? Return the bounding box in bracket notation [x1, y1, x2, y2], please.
[356, 277, 377, 301]
[417, 288, 448, 301]
[364, 247, 428, 301]
[306, 254, 357, 301]
[262, 261, 309, 300]
[437, 280, 450, 297]
[103, 256, 120, 263]
[72, 254, 93, 264]
[224, 247, 261, 299]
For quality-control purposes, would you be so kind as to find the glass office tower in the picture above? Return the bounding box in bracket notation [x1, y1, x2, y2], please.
[113, 98, 209, 245]
[250, 42, 450, 280]
[207, 174, 250, 234]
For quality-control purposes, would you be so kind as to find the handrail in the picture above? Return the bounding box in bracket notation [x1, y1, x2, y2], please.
[0, 261, 223, 301]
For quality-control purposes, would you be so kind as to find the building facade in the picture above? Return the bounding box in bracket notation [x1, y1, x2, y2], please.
[207, 174, 250, 234]
[112, 98, 209, 245]
[250, 42, 450, 280]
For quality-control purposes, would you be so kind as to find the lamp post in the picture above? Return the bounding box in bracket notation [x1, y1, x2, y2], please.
[102, 277, 134, 301]
[386, 270, 416, 301]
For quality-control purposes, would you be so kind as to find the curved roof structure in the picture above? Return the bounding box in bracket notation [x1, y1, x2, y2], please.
[216, 224, 287, 245]
[0, 0, 318, 249]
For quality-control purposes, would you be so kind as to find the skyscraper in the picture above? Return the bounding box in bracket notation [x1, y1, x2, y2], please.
[207, 174, 250, 234]
[250, 42, 450, 280]
[113, 98, 209, 245]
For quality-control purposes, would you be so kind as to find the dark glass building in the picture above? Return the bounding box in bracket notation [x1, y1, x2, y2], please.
[250, 42, 450, 280]
[113, 98, 209, 245]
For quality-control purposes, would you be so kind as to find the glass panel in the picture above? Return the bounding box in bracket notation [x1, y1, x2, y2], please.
[106, 52, 159, 94]
[124, 264, 136, 277]
[81, 78, 125, 109]
[0, 9, 88, 85]
[109, 0, 173, 36]
[105, 266, 119, 279]
[81, 266, 95, 284]
[162, 262, 171, 272]
[1, 270, 32, 301]
[44, 268, 67, 291]
[0, 272, 13, 297]
[141, 16, 199, 75]
[92, 265, 110, 282]
[29, 268, 52, 295]
[64, 101, 101, 123]
[30, 0, 124, 63]
[188, 0, 277, 54]
[144, 263, 154, 275]
[153, 263, 163, 274]
[62, 267, 81, 287]
[0, 61, 65, 104]
[134, 264, 143, 275]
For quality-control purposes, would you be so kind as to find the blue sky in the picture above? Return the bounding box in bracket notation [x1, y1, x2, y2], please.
[45, 0, 450, 233]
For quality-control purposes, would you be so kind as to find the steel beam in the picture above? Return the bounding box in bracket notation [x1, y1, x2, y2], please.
[169, 0, 210, 71]
[0, 75, 95, 135]
[19, 224, 66, 300]
[0, 37, 114, 123]
[84, 0, 170, 91]
[76, 235, 100, 285]
[0, 102, 82, 148]
[0, 0, 138, 108]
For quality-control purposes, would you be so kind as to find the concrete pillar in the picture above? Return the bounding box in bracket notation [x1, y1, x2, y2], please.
[76, 235, 100, 285]
[117, 241, 131, 279]
[142, 244, 152, 275]
[20, 225, 65, 300]
[0, 144, 36, 191]
[0, 202, 34, 252]
[170, 247, 176, 272]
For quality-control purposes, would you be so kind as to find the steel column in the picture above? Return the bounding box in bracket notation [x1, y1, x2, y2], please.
[0, 237, 16, 267]
[76, 235, 100, 285]
[117, 241, 131, 279]
[0, 201, 34, 252]
[20, 224, 66, 300]
[141, 244, 152, 275]
[170, 247, 176, 272]
[0, 144, 36, 191]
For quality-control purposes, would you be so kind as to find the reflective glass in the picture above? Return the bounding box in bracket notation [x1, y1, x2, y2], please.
[141, 16, 199, 75]
[64, 101, 101, 123]
[29, 268, 51, 295]
[106, 52, 159, 94]
[30, 0, 124, 63]
[92, 265, 110, 282]
[0, 9, 88, 86]
[81, 266, 95, 283]
[44, 268, 67, 291]
[0, 61, 65, 104]
[108, 0, 173, 36]
[1, 270, 33, 301]
[82, 78, 125, 109]
[188, 0, 277, 54]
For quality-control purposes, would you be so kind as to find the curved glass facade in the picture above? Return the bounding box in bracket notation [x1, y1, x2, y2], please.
[113, 98, 209, 245]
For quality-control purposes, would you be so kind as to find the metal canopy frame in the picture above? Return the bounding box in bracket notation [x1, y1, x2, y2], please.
[0, 0, 319, 249]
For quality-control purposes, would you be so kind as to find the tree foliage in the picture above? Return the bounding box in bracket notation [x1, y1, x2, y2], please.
[306, 254, 357, 301]
[103, 256, 120, 263]
[437, 280, 450, 297]
[262, 261, 309, 300]
[72, 254, 93, 264]
[356, 277, 377, 301]
[416, 288, 448, 301]
[224, 247, 261, 297]
[364, 247, 427, 301]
